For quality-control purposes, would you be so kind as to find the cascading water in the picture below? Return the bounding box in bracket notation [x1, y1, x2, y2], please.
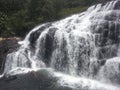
[1, 0, 120, 90]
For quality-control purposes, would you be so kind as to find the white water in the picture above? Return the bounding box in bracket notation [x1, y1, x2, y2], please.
[55, 72, 119, 90]
[2, 0, 120, 90]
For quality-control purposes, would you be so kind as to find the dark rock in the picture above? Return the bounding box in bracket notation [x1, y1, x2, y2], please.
[0, 37, 22, 73]
[113, 0, 120, 9]
[43, 28, 57, 64]
[29, 23, 51, 48]
[0, 69, 58, 90]
[0, 69, 118, 90]
[96, 44, 118, 60]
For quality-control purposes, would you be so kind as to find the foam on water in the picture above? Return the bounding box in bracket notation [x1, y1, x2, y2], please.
[55, 72, 120, 90]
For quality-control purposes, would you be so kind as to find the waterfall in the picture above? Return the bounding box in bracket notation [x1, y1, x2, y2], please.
[1, 0, 120, 90]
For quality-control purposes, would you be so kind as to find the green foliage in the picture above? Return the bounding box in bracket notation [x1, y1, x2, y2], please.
[0, 0, 111, 37]
[59, 6, 88, 18]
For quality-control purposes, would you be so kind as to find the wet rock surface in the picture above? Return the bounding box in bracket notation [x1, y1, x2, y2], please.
[0, 69, 72, 90]
[0, 37, 21, 73]
[0, 69, 119, 90]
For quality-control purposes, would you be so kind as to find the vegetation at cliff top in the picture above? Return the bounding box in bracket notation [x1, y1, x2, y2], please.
[0, 0, 111, 37]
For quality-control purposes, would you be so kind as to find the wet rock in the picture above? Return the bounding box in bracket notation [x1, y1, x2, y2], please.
[0, 69, 119, 90]
[0, 37, 22, 73]
[113, 0, 120, 9]
[98, 57, 120, 85]
[29, 23, 51, 47]
[96, 44, 118, 60]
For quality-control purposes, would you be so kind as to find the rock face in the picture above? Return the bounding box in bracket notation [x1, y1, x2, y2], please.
[0, 37, 21, 73]
[0, 69, 119, 90]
